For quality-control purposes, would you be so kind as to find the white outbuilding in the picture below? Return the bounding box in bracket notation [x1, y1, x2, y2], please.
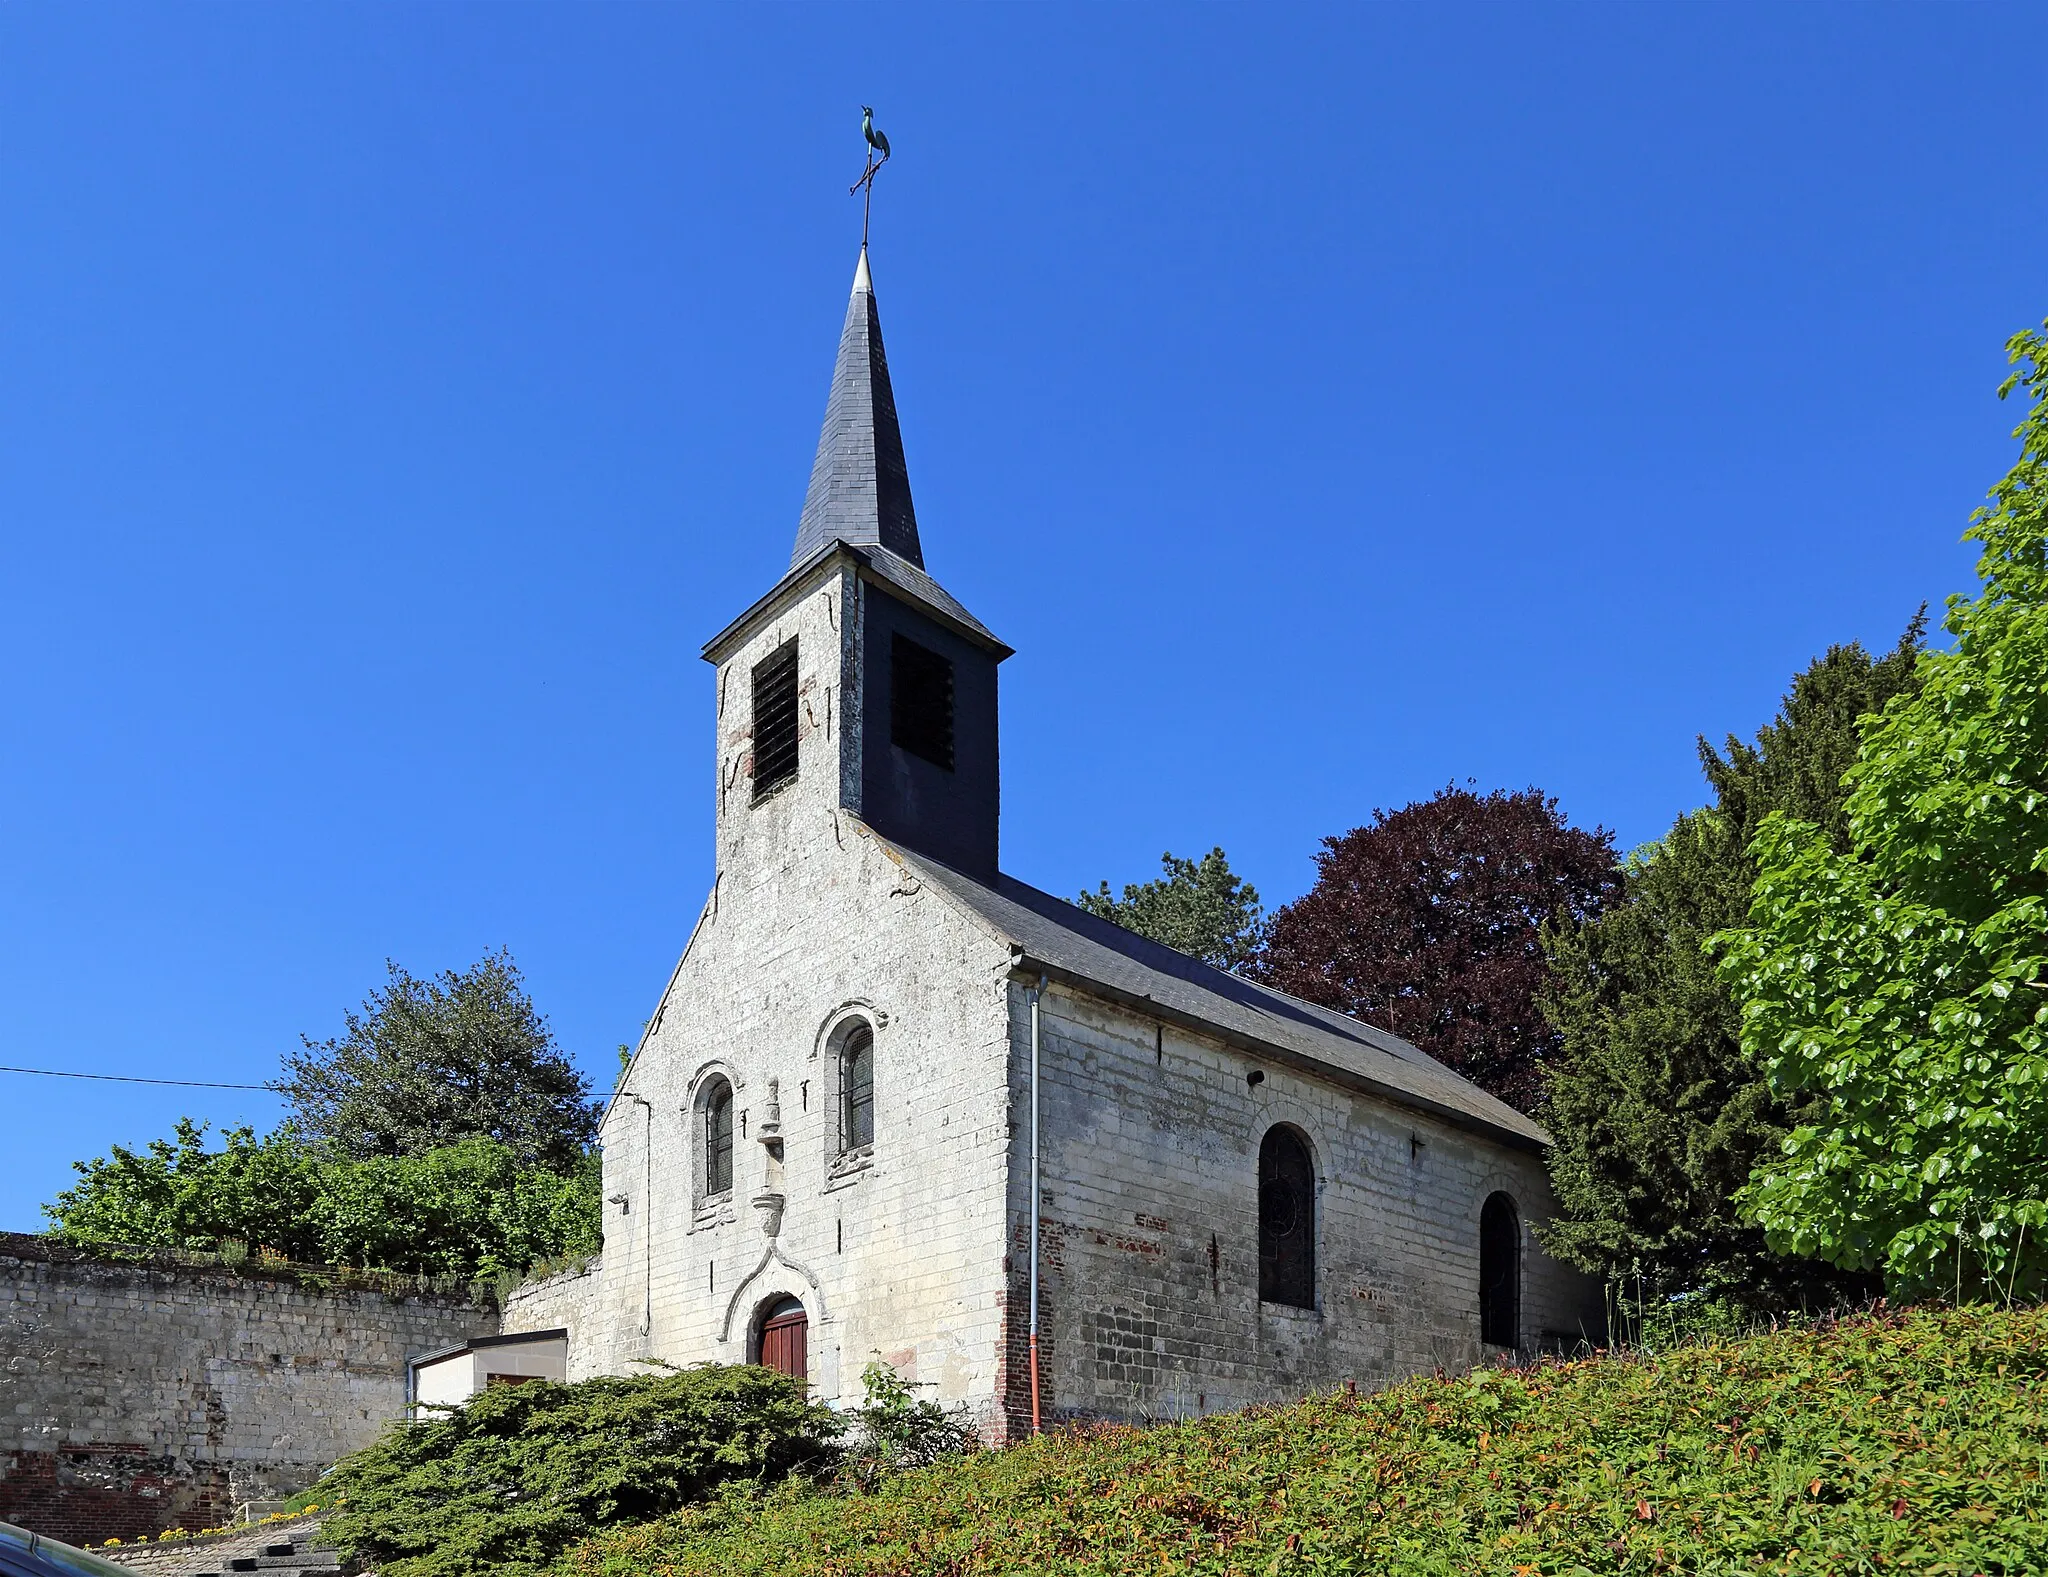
[408, 1328, 568, 1411]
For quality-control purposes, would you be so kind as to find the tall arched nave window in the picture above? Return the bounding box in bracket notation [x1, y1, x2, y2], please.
[1258, 1125, 1316, 1309]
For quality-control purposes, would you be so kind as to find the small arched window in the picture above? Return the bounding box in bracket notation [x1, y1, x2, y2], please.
[1258, 1126, 1316, 1309]
[840, 1023, 875, 1153]
[1480, 1191, 1521, 1348]
[702, 1078, 735, 1198]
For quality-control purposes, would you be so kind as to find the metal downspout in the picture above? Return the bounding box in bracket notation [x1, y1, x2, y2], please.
[629, 1095, 654, 1338]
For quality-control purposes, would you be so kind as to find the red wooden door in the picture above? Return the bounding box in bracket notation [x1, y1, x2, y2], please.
[759, 1299, 808, 1379]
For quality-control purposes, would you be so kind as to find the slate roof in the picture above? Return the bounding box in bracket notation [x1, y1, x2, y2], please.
[700, 537, 1009, 664]
[851, 542, 1006, 652]
[891, 846, 1552, 1153]
[790, 248, 924, 570]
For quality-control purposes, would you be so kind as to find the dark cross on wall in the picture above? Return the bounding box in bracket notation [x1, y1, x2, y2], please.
[850, 105, 892, 249]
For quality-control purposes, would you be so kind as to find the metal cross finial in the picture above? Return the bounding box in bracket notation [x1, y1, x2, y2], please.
[850, 104, 892, 251]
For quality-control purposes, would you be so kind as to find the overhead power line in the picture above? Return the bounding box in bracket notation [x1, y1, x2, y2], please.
[0, 1064, 274, 1092]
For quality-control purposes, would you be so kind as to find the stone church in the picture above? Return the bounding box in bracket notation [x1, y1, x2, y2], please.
[512, 246, 1602, 1438]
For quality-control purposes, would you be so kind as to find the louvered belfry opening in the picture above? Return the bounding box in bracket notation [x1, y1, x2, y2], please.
[751, 641, 800, 799]
[889, 633, 955, 770]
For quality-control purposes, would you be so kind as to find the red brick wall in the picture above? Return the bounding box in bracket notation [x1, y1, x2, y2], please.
[0, 1448, 232, 1547]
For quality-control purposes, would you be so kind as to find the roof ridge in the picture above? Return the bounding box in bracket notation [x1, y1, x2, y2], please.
[884, 844, 1551, 1151]
[992, 868, 1421, 1055]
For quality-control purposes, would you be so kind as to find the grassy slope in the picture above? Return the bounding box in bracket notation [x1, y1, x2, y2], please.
[564, 1305, 2047, 1576]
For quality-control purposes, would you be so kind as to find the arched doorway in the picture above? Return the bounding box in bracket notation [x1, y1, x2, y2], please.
[1258, 1126, 1316, 1309]
[758, 1296, 808, 1379]
[1479, 1192, 1520, 1349]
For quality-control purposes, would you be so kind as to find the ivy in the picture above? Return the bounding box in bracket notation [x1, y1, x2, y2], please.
[562, 1304, 2048, 1576]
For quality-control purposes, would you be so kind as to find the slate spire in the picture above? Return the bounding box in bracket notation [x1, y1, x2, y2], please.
[790, 246, 924, 570]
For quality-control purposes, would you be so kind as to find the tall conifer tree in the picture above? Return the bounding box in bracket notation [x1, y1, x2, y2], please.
[1540, 624, 1923, 1307]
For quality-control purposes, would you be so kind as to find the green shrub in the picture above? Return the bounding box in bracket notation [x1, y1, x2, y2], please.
[320, 1365, 839, 1577]
[44, 1121, 600, 1281]
[563, 1303, 2048, 1577]
[838, 1360, 979, 1491]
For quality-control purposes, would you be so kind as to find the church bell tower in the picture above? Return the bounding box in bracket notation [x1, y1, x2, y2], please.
[701, 248, 1010, 879]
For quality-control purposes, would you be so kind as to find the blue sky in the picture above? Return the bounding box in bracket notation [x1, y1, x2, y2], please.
[2, 4, 2043, 1230]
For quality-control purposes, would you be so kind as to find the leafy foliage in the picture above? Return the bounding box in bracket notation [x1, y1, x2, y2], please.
[275, 950, 599, 1170]
[43, 1120, 600, 1280]
[1256, 784, 1620, 1112]
[1718, 324, 2048, 1302]
[837, 1360, 979, 1492]
[1076, 848, 1269, 972]
[562, 1304, 2048, 1577]
[1541, 628, 1922, 1307]
[321, 1365, 840, 1577]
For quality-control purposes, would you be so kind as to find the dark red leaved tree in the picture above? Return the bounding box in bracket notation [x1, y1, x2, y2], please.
[1256, 785, 1620, 1114]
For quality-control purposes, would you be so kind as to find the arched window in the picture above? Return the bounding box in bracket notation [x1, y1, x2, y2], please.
[840, 1023, 875, 1153]
[1258, 1126, 1316, 1309]
[757, 1296, 808, 1379]
[702, 1078, 735, 1198]
[1480, 1191, 1521, 1348]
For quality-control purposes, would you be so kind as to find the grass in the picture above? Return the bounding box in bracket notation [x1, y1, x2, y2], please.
[561, 1302, 2048, 1576]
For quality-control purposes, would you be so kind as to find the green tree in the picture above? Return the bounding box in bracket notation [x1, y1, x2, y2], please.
[306, 1141, 602, 1279]
[1258, 786, 1620, 1114]
[1717, 324, 2048, 1302]
[1540, 628, 1923, 1308]
[1077, 847, 1269, 972]
[40, 1119, 321, 1254]
[43, 1122, 601, 1280]
[274, 950, 598, 1171]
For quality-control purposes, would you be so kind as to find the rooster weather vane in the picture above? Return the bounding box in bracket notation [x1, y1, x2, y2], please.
[850, 105, 891, 250]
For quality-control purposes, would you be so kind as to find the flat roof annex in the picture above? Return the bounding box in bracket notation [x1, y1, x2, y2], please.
[409, 1328, 570, 1369]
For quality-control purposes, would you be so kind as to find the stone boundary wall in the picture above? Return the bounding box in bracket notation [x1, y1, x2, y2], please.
[501, 1259, 602, 1374]
[0, 1234, 496, 1547]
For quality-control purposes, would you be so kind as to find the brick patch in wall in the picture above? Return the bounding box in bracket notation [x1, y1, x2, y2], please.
[0, 1448, 232, 1548]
